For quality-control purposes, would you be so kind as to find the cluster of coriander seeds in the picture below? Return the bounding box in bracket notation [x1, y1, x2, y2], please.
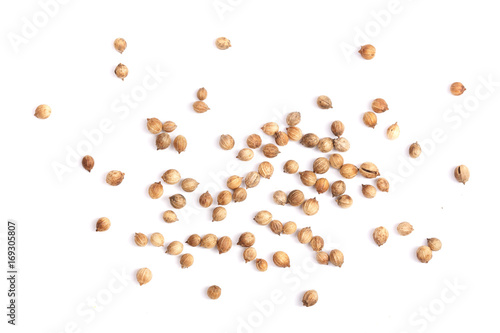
[193, 87, 210, 113]
[147, 117, 187, 153]
[113, 38, 128, 80]
[296, 227, 344, 267]
[417, 237, 442, 263]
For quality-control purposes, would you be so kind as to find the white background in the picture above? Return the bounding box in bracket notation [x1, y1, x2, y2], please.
[1, 0, 500, 332]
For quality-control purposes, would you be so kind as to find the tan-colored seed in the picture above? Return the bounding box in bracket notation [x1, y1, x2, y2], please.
[256, 259, 268, 272]
[217, 236, 232, 254]
[245, 171, 260, 188]
[317, 95, 333, 109]
[237, 232, 255, 247]
[163, 210, 178, 223]
[339, 164, 358, 179]
[180, 253, 194, 268]
[273, 251, 290, 267]
[200, 234, 217, 248]
[106, 170, 125, 186]
[243, 247, 257, 263]
[186, 234, 201, 247]
[147, 118, 162, 134]
[247, 134, 262, 149]
[269, 220, 283, 235]
[197, 87, 207, 100]
[258, 161, 274, 179]
[329, 154, 344, 169]
[212, 206, 227, 222]
[330, 249, 344, 267]
[373, 227, 389, 246]
[96, 217, 110, 232]
[297, 227, 313, 244]
[372, 98, 388, 113]
[287, 190, 305, 206]
[237, 148, 254, 161]
[227, 175, 243, 190]
[113, 38, 127, 53]
[286, 112, 301, 126]
[134, 233, 148, 247]
[156, 133, 171, 150]
[359, 44, 376, 60]
[215, 37, 231, 50]
[331, 180, 346, 197]
[286, 126, 303, 141]
[219, 134, 235, 150]
[217, 190, 232, 205]
[162, 121, 177, 133]
[34, 104, 51, 119]
[199, 191, 213, 208]
[283, 160, 299, 174]
[136, 268, 152, 286]
[173, 135, 187, 153]
[331, 120, 345, 136]
[299, 171, 317, 186]
[114, 63, 128, 80]
[397, 222, 413, 236]
[233, 187, 247, 202]
[282, 222, 297, 235]
[262, 144, 280, 158]
[363, 112, 377, 128]
[316, 251, 329, 265]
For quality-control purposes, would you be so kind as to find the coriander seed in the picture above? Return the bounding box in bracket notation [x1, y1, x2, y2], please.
[181, 178, 199, 192]
[162, 169, 181, 184]
[148, 182, 164, 199]
[212, 206, 227, 222]
[317, 95, 333, 109]
[376, 178, 389, 192]
[243, 247, 257, 263]
[173, 135, 187, 153]
[273, 190, 287, 205]
[373, 227, 389, 246]
[269, 220, 283, 235]
[299, 171, 317, 186]
[114, 63, 128, 80]
[361, 184, 376, 198]
[219, 134, 235, 150]
[147, 118, 162, 134]
[82, 155, 94, 172]
[170, 194, 186, 209]
[197, 87, 207, 100]
[207, 285, 222, 299]
[227, 175, 243, 189]
[302, 290, 318, 307]
[387, 122, 400, 140]
[247, 134, 262, 149]
[310, 236, 324, 252]
[273, 251, 290, 267]
[200, 234, 217, 248]
[416, 246, 432, 263]
[150, 232, 164, 247]
[163, 210, 178, 223]
[397, 222, 413, 236]
[186, 234, 201, 247]
[359, 44, 376, 60]
[180, 253, 194, 268]
[331, 120, 345, 137]
[372, 98, 388, 113]
[303, 198, 319, 215]
[217, 236, 232, 254]
[313, 157, 330, 174]
[237, 148, 254, 161]
[162, 121, 177, 133]
[262, 143, 280, 158]
[254, 210, 272, 225]
[237, 232, 255, 247]
[245, 171, 260, 188]
[261, 122, 279, 136]
[275, 131, 289, 146]
[283, 160, 299, 174]
[256, 259, 268, 272]
[113, 38, 127, 53]
[283, 222, 297, 235]
[217, 190, 232, 205]
[333, 137, 350, 152]
[156, 133, 171, 150]
[287, 190, 305, 206]
[409, 142, 421, 158]
[199, 191, 213, 207]
[193, 101, 210, 113]
[329, 154, 344, 169]
[336, 194, 353, 208]
[331, 180, 346, 197]
[233, 187, 247, 202]
[258, 161, 274, 179]
[215, 37, 231, 50]
[301, 133, 319, 148]
[106, 170, 125, 186]
[136, 268, 152, 286]
[317, 138, 334, 153]
[427, 238, 442, 251]
[166, 241, 183, 255]
[286, 112, 301, 126]
[339, 164, 358, 179]
[34, 104, 51, 119]
[315, 178, 329, 194]
[363, 112, 377, 128]
[454, 165, 470, 184]
[96, 217, 111, 232]
[286, 126, 303, 141]
[330, 249, 344, 267]
[134, 233, 148, 247]
[316, 252, 329, 265]
[450, 82, 466, 96]
[359, 162, 380, 178]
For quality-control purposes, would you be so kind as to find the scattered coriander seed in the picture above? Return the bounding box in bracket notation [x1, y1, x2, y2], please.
[113, 38, 127, 53]
[237, 148, 254, 161]
[283, 160, 299, 174]
[315, 178, 329, 194]
[330, 249, 344, 267]
[427, 238, 442, 251]
[397, 222, 413, 236]
[363, 112, 377, 128]
[136, 268, 152, 286]
[173, 135, 187, 153]
[180, 253, 194, 268]
[310, 236, 324, 252]
[147, 118, 162, 134]
[162, 121, 177, 133]
[150, 232, 165, 247]
[186, 234, 201, 247]
[82, 155, 94, 172]
[454, 165, 470, 184]
[262, 143, 280, 158]
[336, 194, 353, 208]
[217, 190, 232, 205]
[256, 259, 268, 272]
[387, 122, 400, 140]
[199, 191, 213, 207]
[286, 126, 303, 141]
[275, 131, 289, 146]
[96, 217, 110, 232]
[237, 232, 255, 247]
[302, 290, 318, 307]
[134, 233, 148, 247]
[148, 182, 164, 199]
[359, 44, 376, 60]
[243, 247, 257, 263]
[212, 206, 227, 222]
[200, 234, 217, 248]
[273, 251, 290, 267]
[258, 161, 274, 179]
[317, 138, 334, 153]
[170, 194, 186, 209]
[339, 164, 358, 179]
[215, 37, 231, 50]
[409, 142, 422, 158]
[359, 162, 380, 179]
[331, 121, 345, 137]
[416, 246, 432, 263]
[376, 178, 389, 192]
[270, 220, 283, 235]
[207, 285, 222, 300]
[329, 154, 344, 169]
[219, 134, 235, 150]
[181, 178, 199, 192]
[261, 122, 279, 136]
[247, 134, 262, 149]
[287, 190, 305, 206]
[373, 227, 389, 246]
[227, 175, 243, 190]
[316, 251, 329, 265]
[197, 87, 207, 100]
[273, 190, 287, 206]
[297, 227, 313, 244]
[331, 180, 346, 197]
[217, 236, 232, 254]
[303, 198, 319, 216]
[193, 101, 210, 113]
[166, 241, 183, 255]
[162, 169, 181, 184]
[450, 82, 466, 96]
[163, 210, 178, 223]
[361, 184, 377, 198]
[372, 98, 389, 113]
[313, 157, 330, 174]
[114, 63, 128, 80]
[317, 95, 333, 109]
[245, 171, 260, 188]
[300, 171, 317, 186]
[283, 222, 297, 235]
[254, 210, 273, 225]
[156, 133, 171, 150]
[34, 104, 51, 119]
[286, 112, 301, 126]
[233, 187, 247, 202]
[301, 133, 319, 148]
[333, 137, 350, 152]
[106, 170, 125, 186]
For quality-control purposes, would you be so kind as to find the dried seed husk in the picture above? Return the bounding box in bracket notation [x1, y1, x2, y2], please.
[282, 221, 297, 235]
[336, 194, 353, 208]
[397, 222, 413, 236]
[215, 37, 231, 50]
[297, 227, 313, 244]
[286, 112, 301, 126]
[387, 122, 400, 140]
[256, 259, 268, 271]
[359, 162, 380, 178]
[454, 165, 470, 184]
[376, 178, 389, 192]
[96, 217, 111, 232]
[186, 234, 201, 247]
[301, 133, 319, 148]
[363, 112, 377, 128]
[258, 161, 274, 179]
[303, 198, 319, 215]
[416, 246, 432, 263]
[227, 175, 243, 189]
[315, 178, 329, 194]
[170, 194, 186, 209]
[372, 98, 388, 113]
[329, 154, 344, 169]
[331, 120, 345, 137]
[200, 234, 217, 248]
[283, 160, 299, 174]
[359, 44, 376, 60]
[333, 137, 350, 152]
[148, 182, 164, 199]
[199, 191, 213, 207]
[237, 232, 255, 247]
[286, 126, 303, 141]
[373, 227, 389, 246]
[247, 134, 262, 149]
[313, 157, 330, 174]
[245, 171, 260, 188]
[134, 233, 148, 247]
[162, 169, 180, 184]
[317, 95, 333, 109]
[106, 170, 125, 186]
[197, 87, 207, 100]
[166, 241, 183, 255]
[181, 178, 199, 192]
[114, 63, 128, 80]
[136, 268, 152, 286]
[173, 135, 187, 153]
[316, 251, 329, 265]
[331, 180, 346, 197]
[300, 171, 317, 186]
[450, 82, 466, 96]
[302, 290, 318, 307]
[147, 118, 162, 134]
[217, 236, 232, 254]
[273, 251, 290, 267]
[310, 236, 324, 252]
[34, 104, 51, 119]
[207, 285, 221, 300]
[113, 38, 127, 53]
[180, 253, 194, 268]
[261, 122, 279, 136]
[287, 190, 305, 206]
[162, 121, 177, 133]
[273, 190, 287, 205]
[156, 133, 171, 150]
[409, 142, 421, 158]
[330, 249, 344, 267]
[212, 206, 227, 222]
[275, 131, 289, 146]
[237, 148, 254, 161]
[427, 238, 442, 251]
[217, 190, 232, 205]
[193, 101, 210, 113]
[262, 144, 280, 158]
[270, 220, 283, 235]
[339, 164, 358, 179]
[361, 184, 377, 198]
[150, 232, 165, 247]
[233, 187, 247, 202]
[243, 247, 257, 263]
[254, 210, 272, 225]
[82, 155, 94, 172]
[318, 138, 334, 153]
[219, 134, 235, 150]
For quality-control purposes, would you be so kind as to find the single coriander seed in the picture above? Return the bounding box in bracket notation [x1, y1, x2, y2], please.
[166, 241, 183, 255]
[283, 160, 299, 174]
[82, 155, 94, 172]
[376, 178, 390, 192]
[454, 165, 470, 185]
[313, 157, 330, 174]
[114, 63, 128, 80]
[310, 236, 324, 252]
[427, 238, 442, 251]
[286, 126, 303, 141]
[330, 249, 344, 267]
[244, 171, 260, 188]
[301, 133, 319, 148]
[397, 222, 414, 236]
[186, 234, 201, 247]
[247, 134, 262, 149]
[162, 121, 177, 133]
[273, 251, 290, 267]
[219, 134, 235, 150]
[303, 198, 320, 216]
[286, 112, 301, 126]
[339, 164, 358, 179]
[361, 184, 377, 198]
[331, 180, 346, 197]
[233, 187, 247, 202]
[269, 220, 283, 235]
[212, 206, 227, 222]
[197, 87, 207, 100]
[262, 143, 280, 158]
[173, 135, 187, 153]
[227, 175, 243, 189]
[282, 222, 297, 235]
[236, 148, 254, 161]
[359, 162, 380, 178]
[316, 251, 329, 265]
[373, 227, 389, 246]
[207, 285, 221, 299]
[273, 190, 287, 206]
[148, 182, 164, 199]
[156, 133, 171, 150]
[199, 191, 213, 207]
[317, 138, 334, 153]
[299, 171, 317, 186]
[254, 210, 272, 225]
[256, 259, 268, 272]
[106, 170, 125, 186]
[217, 236, 232, 254]
[416, 246, 432, 263]
[258, 161, 274, 179]
[193, 101, 210, 113]
[217, 190, 233, 205]
[134, 233, 148, 247]
[147, 118, 162, 134]
[317, 95, 333, 109]
[359, 44, 376, 60]
[34, 104, 51, 119]
[200, 234, 217, 248]
[387, 122, 400, 140]
[180, 253, 194, 268]
[409, 142, 422, 158]
[333, 137, 350, 152]
[163, 210, 178, 223]
[215, 37, 231, 50]
[261, 122, 279, 136]
[336, 194, 353, 208]
[237, 232, 255, 247]
[181, 178, 199, 192]
[96, 217, 111, 232]
[329, 154, 344, 169]
[150, 232, 165, 247]
[315, 178, 329, 194]
[169, 194, 186, 209]
[363, 112, 377, 128]
[331, 120, 345, 137]
[450, 82, 466, 96]
[136, 268, 152, 286]
[302, 290, 318, 307]
[243, 247, 257, 263]
[287, 190, 305, 206]
[162, 169, 181, 184]
[113, 38, 127, 53]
